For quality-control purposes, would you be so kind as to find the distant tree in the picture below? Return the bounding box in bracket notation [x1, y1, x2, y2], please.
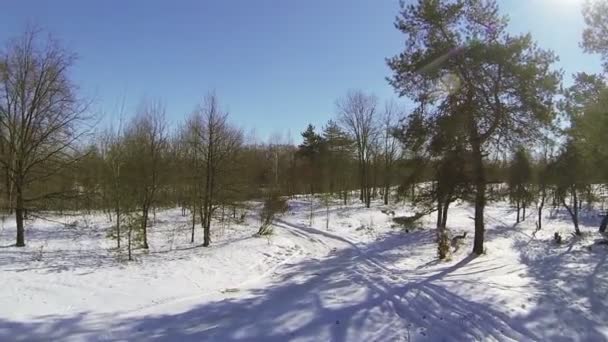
[508, 147, 533, 223]
[297, 124, 325, 196]
[175, 124, 200, 242]
[337, 90, 379, 208]
[562, 71, 607, 231]
[395, 105, 470, 260]
[0, 29, 90, 247]
[185, 93, 242, 247]
[534, 135, 557, 231]
[381, 101, 401, 205]
[576, 87, 608, 232]
[99, 123, 128, 248]
[435, 145, 470, 260]
[257, 191, 288, 236]
[124, 211, 143, 261]
[551, 140, 589, 235]
[323, 120, 354, 205]
[123, 100, 168, 249]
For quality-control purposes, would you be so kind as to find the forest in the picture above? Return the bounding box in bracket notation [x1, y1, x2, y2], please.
[1, 0, 608, 341]
[2, 0, 607, 258]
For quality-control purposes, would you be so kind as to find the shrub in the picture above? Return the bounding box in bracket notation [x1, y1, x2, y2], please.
[258, 193, 288, 236]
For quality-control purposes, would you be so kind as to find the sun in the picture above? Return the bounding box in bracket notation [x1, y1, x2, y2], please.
[555, 0, 584, 5]
[537, 0, 585, 14]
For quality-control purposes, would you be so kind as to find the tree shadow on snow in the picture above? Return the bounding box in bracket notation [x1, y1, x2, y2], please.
[0, 230, 543, 342]
[512, 235, 608, 341]
[2, 207, 607, 341]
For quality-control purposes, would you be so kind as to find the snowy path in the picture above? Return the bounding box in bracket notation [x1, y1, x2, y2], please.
[1, 201, 607, 341]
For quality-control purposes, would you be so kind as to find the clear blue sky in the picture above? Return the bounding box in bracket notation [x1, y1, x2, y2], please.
[1, 0, 602, 142]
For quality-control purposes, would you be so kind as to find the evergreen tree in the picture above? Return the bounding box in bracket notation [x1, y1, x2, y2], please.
[297, 124, 325, 195]
[323, 120, 354, 204]
[583, 0, 608, 71]
[576, 86, 608, 232]
[388, 0, 560, 254]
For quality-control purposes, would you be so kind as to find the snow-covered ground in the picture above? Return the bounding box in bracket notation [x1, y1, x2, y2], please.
[0, 198, 607, 341]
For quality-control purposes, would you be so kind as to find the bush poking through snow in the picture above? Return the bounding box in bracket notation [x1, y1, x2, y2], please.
[124, 213, 144, 261]
[381, 209, 396, 216]
[437, 230, 450, 260]
[451, 232, 467, 253]
[393, 213, 424, 228]
[554, 232, 563, 244]
[258, 193, 288, 236]
[32, 245, 44, 262]
[66, 220, 79, 229]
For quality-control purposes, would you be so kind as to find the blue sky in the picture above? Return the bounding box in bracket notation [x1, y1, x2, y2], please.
[0, 0, 602, 142]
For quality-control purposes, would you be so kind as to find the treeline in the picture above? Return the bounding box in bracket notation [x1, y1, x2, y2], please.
[0, 29, 408, 254]
[76, 91, 406, 257]
[2, 0, 608, 260]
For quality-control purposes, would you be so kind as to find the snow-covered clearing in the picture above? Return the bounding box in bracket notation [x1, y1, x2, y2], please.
[1, 199, 607, 341]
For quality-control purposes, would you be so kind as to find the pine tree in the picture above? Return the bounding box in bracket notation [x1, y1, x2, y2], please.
[323, 120, 354, 204]
[388, 0, 560, 254]
[297, 124, 325, 195]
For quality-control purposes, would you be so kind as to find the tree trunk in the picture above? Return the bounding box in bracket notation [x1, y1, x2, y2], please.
[363, 160, 370, 208]
[204, 203, 212, 246]
[202, 197, 210, 247]
[191, 202, 196, 243]
[442, 200, 450, 228]
[326, 201, 330, 230]
[15, 186, 25, 247]
[537, 189, 545, 231]
[141, 205, 149, 249]
[561, 188, 581, 235]
[471, 139, 486, 255]
[573, 189, 580, 235]
[309, 194, 314, 226]
[201, 202, 211, 247]
[203, 223, 211, 247]
[436, 201, 443, 230]
[437, 199, 449, 259]
[384, 184, 389, 205]
[128, 223, 133, 261]
[115, 206, 121, 249]
[516, 200, 520, 224]
[599, 214, 608, 233]
[5, 169, 13, 215]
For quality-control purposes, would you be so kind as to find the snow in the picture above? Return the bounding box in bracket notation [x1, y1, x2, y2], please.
[0, 198, 607, 341]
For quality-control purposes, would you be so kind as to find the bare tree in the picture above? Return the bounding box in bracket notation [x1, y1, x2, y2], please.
[100, 124, 125, 249]
[185, 93, 242, 247]
[0, 29, 89, 247]
[123, 99, 167, 249]
[381, 100, 401, 205]
[337, 90, 378, 208]
[175, 125, 199, 242]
